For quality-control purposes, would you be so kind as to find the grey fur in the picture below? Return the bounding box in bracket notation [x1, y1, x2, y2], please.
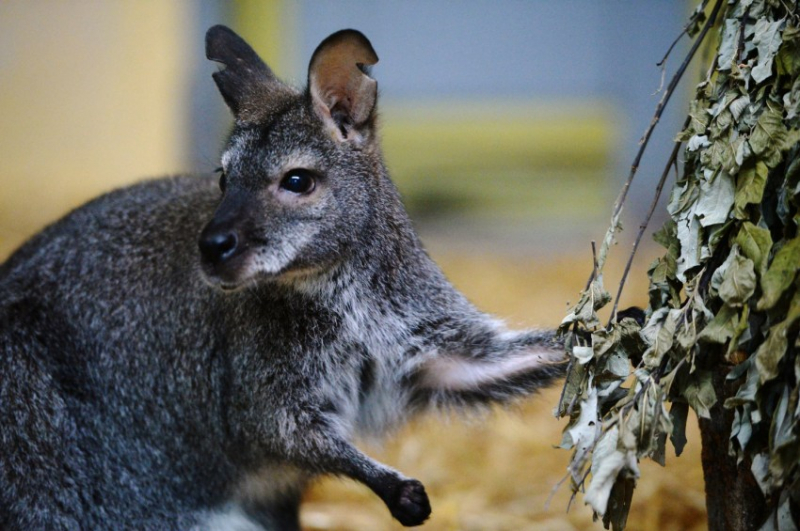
[0, 26, 566, 530]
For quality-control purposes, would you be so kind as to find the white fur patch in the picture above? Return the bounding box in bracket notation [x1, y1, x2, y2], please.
[234, 464, 307, 504]
[247, 228, 318, 278]
[194, 465, 307, 531]
[220, 129, 257, 172]
[419, 349, 560, 391]
[195, 504, 264, 531]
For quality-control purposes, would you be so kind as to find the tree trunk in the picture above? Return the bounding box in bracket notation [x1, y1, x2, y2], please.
[698, 367, 770, 531]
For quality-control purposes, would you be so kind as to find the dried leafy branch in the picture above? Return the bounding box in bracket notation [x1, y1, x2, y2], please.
[555, 1, 800, 529]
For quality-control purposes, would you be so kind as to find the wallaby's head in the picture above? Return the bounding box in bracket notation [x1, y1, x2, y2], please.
[199, 26, 386, 290]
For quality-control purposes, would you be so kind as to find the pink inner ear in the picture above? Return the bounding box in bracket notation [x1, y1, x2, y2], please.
[309, 32, 378, 131]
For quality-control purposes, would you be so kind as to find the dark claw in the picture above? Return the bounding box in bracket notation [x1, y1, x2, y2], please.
[389, 479, 431, 526]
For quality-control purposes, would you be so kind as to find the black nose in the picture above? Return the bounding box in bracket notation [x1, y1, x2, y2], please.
[199, 229, 239, 265]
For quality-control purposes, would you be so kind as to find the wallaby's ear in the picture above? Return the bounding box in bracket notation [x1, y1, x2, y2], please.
[308, 30, 379, 143]
[206, 25, 288, 121]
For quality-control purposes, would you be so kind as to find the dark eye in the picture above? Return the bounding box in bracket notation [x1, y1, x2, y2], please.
[215, 167, 227, 193]
[279, 169, 316, 195]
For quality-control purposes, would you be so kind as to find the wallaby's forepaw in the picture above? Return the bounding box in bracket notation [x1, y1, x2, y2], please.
[389, 479, 431, 526]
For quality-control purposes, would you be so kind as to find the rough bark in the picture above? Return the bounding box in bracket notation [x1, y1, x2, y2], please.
[699, 366, 770, 531]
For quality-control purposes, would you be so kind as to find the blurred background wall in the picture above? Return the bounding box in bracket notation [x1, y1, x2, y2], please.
[0, 1, 708, 529]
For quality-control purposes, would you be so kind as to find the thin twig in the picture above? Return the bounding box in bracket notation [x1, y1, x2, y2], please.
[656, 0, 710, 68]
[557, 240, 600, 418]
[654, 65, 668, 96]
[583, 240, 599, 292]
[568, 467, 592, 511]
[604, 0, 724, 326]
[545, 472, 570, 510]
[654, 0, 712, 94]
[556, 355, 575, 418]
[656, 30, 688, 69]
[609, 0, 724, 228]
[737, 6, 751, 64]
[607, 117, 688, 326]
[655, 27, 689, 94]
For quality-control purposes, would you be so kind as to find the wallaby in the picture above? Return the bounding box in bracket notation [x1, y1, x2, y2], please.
[0, 26, 567, 530]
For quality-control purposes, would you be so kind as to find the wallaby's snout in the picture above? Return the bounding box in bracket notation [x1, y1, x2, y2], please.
[198, 190, 250, 288]
[198, 223, 239, 267]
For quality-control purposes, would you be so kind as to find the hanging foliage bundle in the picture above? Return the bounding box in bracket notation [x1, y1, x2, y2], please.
[556, 0, 800, 528]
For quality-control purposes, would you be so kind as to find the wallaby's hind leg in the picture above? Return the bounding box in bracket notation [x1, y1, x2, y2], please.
[0, 310, 86, 529]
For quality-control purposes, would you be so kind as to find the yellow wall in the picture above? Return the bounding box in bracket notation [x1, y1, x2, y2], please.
[0, 1, 194, 259]
[233, 0, 295, 78]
